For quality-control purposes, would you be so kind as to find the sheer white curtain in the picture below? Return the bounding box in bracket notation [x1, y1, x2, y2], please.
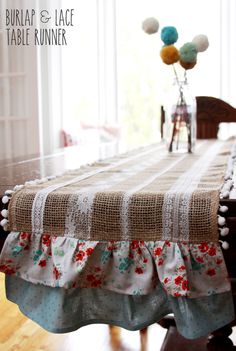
[0, 0, 40, 160]
[220, 0, 236, 105]
[45, 0, 236, 152]
[1, 0, 236, 159]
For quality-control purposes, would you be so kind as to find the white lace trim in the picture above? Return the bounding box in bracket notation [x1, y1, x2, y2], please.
[162, 141, 223, 241]
[32, 144, 165, 235]
[65, 151, 166, 238]
[120, 151, 190, 240]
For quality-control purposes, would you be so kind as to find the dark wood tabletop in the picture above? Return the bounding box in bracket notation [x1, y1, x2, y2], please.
[0, 141, 120, 248]
[0, 142, 120, 195]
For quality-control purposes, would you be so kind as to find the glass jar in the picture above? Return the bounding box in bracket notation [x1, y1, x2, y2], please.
[164, 79, 196, 153]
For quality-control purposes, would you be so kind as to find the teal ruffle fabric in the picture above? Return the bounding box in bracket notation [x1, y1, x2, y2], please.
[6, 275, 234, 339]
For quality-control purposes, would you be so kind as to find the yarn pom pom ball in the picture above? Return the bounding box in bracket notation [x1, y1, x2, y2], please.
[142, 17, 159, 35]
[160, 45, 180, 65]
[161, 26, 178, 45]
[192, 34, 209, 52]
[179, 42, 197, 63]
[179, 60, 197, 70]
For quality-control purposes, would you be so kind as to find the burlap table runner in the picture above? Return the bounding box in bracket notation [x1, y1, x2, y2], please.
[7, 139, 234, 243]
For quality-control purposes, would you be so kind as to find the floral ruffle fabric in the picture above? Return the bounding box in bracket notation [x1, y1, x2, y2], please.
[0, 231, 230, 298]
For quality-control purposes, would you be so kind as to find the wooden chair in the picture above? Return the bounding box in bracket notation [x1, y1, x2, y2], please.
[161, 96, 236, 139]
[196, 96, 236, 138]
[145, 96, 236, 351]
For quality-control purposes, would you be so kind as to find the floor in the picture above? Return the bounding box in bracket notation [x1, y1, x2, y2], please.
[0, 273, 167, 351]
[0, 272, 236, 351]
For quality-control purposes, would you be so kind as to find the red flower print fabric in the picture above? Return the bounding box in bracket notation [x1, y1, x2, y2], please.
[0, 231, 231, 298]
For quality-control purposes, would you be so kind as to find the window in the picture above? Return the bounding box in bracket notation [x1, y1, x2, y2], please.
[60, 0, 234, 152]
[1, 0, 236, 160]
[0, 0, 40, 160]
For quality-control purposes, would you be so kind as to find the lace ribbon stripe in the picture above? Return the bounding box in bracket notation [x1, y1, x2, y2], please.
[7, 139, 234, 242]
[32, 144, 165, 235]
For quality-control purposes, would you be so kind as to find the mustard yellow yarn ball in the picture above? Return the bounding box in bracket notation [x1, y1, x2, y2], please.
[160, 45, 180, 65]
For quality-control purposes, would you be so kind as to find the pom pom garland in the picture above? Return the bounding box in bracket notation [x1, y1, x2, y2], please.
[219, 205, 228, 213]
[218, 216, 226, 226]
[1, 209, 8, 218]
[0, 173, 77, 232]
[4, 190, 14, 195]
[160, 45, 180, 65]
[161, 26, 178, 45]
[2, 195, 10, 204]
[13, 184, 24, 191]
[179, 42, 197, 63]
[142, 17, 159, 35]
[192, 34, 209, 52]
[219, 241, 229, 250]
[221, 190, 230, 198]
[0, 218, 8, 227]
[220, 227, 229, 237]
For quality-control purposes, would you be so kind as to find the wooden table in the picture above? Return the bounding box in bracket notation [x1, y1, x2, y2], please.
[0, 142, 119, 250]
[0, 142, 235, 351]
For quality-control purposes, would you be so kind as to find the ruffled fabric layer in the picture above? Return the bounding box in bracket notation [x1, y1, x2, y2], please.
[6, 275, 235, 339]
[0, 231, 230, 298]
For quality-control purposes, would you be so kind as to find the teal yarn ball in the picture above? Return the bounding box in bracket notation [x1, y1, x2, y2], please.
[179, 42, 197, 62]
[161, 26, 178, 45]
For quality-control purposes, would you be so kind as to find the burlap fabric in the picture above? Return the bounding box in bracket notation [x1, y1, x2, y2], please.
[8, 140, 233, 243]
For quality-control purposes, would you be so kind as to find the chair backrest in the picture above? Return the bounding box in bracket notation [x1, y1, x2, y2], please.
[161, 96, 236, 139]
[196, 96, 236, 138]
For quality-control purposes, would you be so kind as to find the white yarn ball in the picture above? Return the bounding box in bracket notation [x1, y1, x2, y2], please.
[142, 17, 159, 35]
[192, 34, 209, 52]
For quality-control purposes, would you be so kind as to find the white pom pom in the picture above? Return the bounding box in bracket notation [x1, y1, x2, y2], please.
[13, 184, 24, 191]
[2, 195, 9, 204]
[1, 209, 8, 218]
[4, 190, 14, 195]
[192, 34, 209, 52]
[221, 241, 229, 250]
[220, 227, 229, 236]
[218, 216, 226, 226]
[142, 17, 159, 35]
[0, 218, 8, 227]
[41, 177, 48, 183]
[224, 184, 231, 192]
[219, 205, 228, 213]
[25, 180, 36, 186]
[221, 190, 230, 198]
[224, 173, 231, 180]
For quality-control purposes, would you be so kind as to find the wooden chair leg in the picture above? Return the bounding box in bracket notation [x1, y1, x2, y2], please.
[140, 327, 148, 351]
[207, 325, 236, 351]
[109, 325, 122, 351]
